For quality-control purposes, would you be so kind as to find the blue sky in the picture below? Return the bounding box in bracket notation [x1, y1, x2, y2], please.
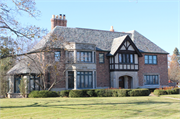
[20, 0, 179, 55]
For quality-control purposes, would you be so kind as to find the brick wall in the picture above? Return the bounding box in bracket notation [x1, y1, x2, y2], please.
[138, 53, 168, 86]
[96, 51, 110, 87]
[44, 49, 66, 88]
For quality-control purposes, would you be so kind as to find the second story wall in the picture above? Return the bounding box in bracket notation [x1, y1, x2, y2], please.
[138, 53, 168, 87]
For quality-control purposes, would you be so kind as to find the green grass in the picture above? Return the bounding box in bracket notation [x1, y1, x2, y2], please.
[160, 94, 180, 99]
[0, 95, 180, 119]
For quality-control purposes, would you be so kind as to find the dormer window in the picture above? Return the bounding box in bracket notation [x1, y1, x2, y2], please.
[55, 51, 61, 62]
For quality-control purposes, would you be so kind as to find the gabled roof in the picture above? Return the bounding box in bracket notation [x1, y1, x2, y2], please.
[109, 35, 142, 57]
[30, 26, 168, 54]
[110, 35, 127, 55]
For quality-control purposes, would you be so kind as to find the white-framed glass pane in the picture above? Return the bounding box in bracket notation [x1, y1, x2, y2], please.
[126, 54, 129, 63]
[81, 52, 84, 61]
[130, 54, 133, 63]
[85, 75, 88, 88]
[89, 52, 91, 62]
[81, 75, 84, 88]
[77, 52, 80, 62]
[55, 52, 60, 61]
[119, 54, 122, 63]
[85, 52, 87, 62]
[149, 56, 152, 64]
[153, 56, 157, 64]
[89, 75, 92, 88]
[145, 55, 148, 64]
[99, 53, 104, 63]
[77, 75, 80, 88]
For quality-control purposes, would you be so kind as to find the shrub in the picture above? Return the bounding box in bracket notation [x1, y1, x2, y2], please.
[69, 90, 83, 97]
[129, 89, 150, 96]
[28, 90, 59, 98]
[87, 90, 94, 97]
[94, 89, 105, 97]
[117, 89, 131, 97]
[173, 88, 180, 94]
[154, 89, 167, 96]
[60, 90, 70, 97]
[166, 89, 175, 95]
[112, 89, 118, 97]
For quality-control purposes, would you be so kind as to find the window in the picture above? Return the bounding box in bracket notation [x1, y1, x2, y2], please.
[77, 51, 92, 63]
[68, 71, 74, 89]
[77, 71, 93, 88]
[99, 53, 104, 63]
[145, 55, 157, 64]
[144, 75, 159, 85]
[30, 75, 40, 91]
[119, 53, 134, 64]
[55, 52, 61, 62]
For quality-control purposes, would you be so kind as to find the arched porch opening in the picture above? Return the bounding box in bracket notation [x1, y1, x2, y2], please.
[119, 75, 133, 89]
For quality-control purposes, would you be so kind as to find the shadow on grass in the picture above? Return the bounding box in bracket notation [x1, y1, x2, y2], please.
[0, 101, 178, 109]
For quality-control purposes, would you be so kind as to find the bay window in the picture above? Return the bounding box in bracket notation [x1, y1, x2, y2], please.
[77, 51, 92, 63]
[119, 53, 134, 64]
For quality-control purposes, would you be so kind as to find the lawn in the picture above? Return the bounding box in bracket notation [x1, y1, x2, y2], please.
[0, 95, 180, 119]
[160, 94, 180, 99]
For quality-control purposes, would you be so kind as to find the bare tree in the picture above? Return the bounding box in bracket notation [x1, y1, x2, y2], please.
[168, 54, 180, 83]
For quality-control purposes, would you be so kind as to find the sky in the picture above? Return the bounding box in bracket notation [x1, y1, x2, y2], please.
[19, 0, 179, 55]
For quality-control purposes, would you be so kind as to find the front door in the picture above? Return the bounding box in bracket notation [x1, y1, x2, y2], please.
[119, 76, 124, 88]
[68, 71, 74, 89]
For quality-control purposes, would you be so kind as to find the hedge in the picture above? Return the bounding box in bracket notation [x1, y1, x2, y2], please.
[69, 90, 84, 97]
[117, 89, 131, 97]
[59, 90, 70, 97]
[153, 88, 180, 96]
[28, 90, 59, 98]
[129, 89, 150, 96]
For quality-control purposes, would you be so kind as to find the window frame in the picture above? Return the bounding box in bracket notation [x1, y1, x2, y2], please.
[99, 53, 104, 63]
[118, 53, 134, 64]
[144, 55, 157, 65]
[54, 51, 61, 62]
[77, 71, 93, 89]
[76, 51, 92, 63]
[144, 75, 159, 85]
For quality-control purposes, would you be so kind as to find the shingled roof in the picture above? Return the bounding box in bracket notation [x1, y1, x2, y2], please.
[30, 26, 168, 54]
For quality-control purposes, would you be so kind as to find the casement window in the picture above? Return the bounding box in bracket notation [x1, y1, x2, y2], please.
[99, 53, 104, 63]
[119, 54, 134, 64]
[144, 75, 159, 85]
[145, 55, 157, 64]
[30, 75, 40, 91]
[77, 51, 92, 63]
[54, 51, 61, 62]
[77, 71, 93, 88]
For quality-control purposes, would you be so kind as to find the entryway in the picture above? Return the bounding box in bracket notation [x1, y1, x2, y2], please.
[119, 76, 132, 89]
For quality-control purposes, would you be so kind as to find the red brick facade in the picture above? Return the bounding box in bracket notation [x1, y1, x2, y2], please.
[96, 51, 110, 87]
[44, 50, 66, 88]
[138, 53, 168, 86]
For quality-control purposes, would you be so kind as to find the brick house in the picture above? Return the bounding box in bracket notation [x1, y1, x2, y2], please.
[7, 14, 168, 97]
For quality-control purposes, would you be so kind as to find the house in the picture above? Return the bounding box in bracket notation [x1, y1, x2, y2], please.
[7, 14, 169, 98]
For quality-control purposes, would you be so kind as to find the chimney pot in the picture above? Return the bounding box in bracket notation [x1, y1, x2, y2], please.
[56, 15, 58, 18]
[52, 15, 55, 18]
[110, 26, 114, 32]
[63, 14, 66, 19]
[59, 14, 62, 19]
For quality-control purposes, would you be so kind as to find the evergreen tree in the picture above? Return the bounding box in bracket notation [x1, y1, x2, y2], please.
[173, 47, 179, 55]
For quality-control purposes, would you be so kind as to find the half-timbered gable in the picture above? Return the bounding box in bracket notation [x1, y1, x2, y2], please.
[109, 35, 142, 71]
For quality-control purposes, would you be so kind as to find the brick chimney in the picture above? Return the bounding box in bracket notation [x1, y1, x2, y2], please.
[51, 14, 67, 30]
[110, 26, 114, 32]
